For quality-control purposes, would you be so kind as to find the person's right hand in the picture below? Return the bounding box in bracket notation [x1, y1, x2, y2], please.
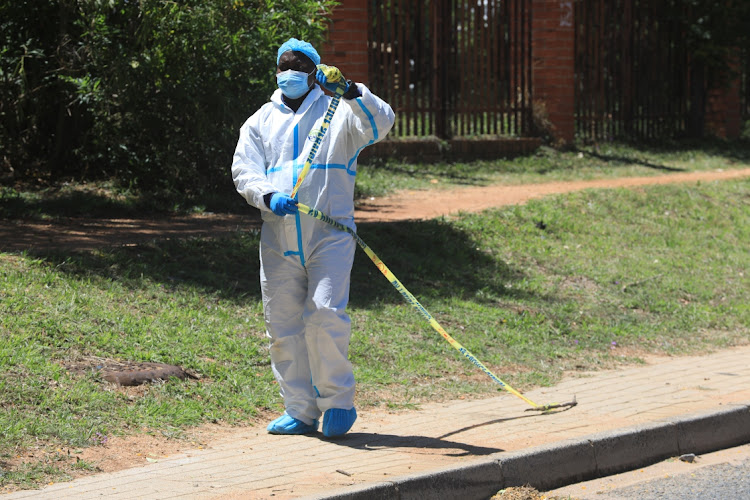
[316, 64, 349, 94]
[269, 193, 298, 216]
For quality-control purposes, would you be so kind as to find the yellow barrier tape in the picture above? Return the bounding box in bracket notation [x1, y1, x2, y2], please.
[290, 69, 348, 199]
[316, 64, 345, 84]
[297, 202, 552, 410]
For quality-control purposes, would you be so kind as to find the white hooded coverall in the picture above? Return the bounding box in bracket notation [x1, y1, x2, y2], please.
[232, 84, 395, 425]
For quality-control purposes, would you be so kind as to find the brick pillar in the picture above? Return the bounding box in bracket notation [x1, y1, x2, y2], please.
[319, 0, 369, 85]
[705, 57, 742, 139]
[531, 0, 576, 145]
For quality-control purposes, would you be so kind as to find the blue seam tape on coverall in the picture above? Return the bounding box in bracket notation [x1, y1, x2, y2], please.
[356, 98, 379, 139]
[282, 96, 380, 263]
[284, 123, 306, 265]
[348, 98, 379, 169]
[269, 162, 355, 175]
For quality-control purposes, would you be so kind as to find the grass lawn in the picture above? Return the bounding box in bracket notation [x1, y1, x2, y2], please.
[1, 141, 749, 489]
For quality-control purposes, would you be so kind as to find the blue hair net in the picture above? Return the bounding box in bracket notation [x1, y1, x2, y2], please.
[276, 38, 320, 67]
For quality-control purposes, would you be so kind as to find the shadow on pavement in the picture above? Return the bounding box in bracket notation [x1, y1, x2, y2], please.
[320, 432, 504, 457]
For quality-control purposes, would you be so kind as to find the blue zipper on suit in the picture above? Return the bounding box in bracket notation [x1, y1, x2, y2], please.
[284, 122, 306, 267]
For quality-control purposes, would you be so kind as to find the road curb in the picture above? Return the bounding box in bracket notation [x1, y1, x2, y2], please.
[305, 403, 750, 500]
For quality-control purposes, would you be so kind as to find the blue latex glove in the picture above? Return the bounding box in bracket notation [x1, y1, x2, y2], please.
[269, 193, 298, 216]
[316, 64, 350, 94]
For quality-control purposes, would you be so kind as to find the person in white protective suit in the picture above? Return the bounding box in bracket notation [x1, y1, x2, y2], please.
[231, 38, 395, 437]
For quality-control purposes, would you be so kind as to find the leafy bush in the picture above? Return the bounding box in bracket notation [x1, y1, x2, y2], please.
[1, 0, 337, 195]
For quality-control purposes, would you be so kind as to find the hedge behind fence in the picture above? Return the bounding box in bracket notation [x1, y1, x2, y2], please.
[0, 0, 337, 195]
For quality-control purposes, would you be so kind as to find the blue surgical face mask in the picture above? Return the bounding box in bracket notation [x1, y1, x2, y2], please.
[276, 69, 314, 99]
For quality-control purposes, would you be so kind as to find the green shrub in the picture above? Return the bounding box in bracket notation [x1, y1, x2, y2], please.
[0, 0, 337, 194]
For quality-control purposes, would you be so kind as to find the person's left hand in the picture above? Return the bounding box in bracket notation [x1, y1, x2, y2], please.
[269, 193, 298, 216]
[316, 64, 349, 94]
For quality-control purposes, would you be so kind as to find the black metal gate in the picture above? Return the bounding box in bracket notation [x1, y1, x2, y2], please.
[368, 0, 533, 139]
[574, 0, 690, 141]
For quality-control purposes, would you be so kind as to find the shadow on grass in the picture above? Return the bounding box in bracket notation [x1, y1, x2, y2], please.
[349, 219, 526, 308]
[34, 218, 529, 308]
[580, 137, 750, 170]
[637, 137, 750, 162]
[0, 184, 248, 220]
[580, 149, 686, 172]
[361, 161, 498, 187]
[0, 188, 143, 220]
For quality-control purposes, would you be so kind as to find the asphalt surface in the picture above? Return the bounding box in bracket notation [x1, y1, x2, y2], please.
[597, 456, 750, 500]
[4, 345, 749, 499]
[551, 444, 750, 499]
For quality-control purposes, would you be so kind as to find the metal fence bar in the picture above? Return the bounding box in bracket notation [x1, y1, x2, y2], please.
[742, 47, 750, 124]
[433, 0, 445, 138]
[399, 0, 409, 136]
[489, 0, 498, 135]
[510, 0, 519, 135]
[499, 0, 509, 136]
[522, 0, 531, 135]
[512, 0, 520, 135]
[455, 0, 464, 136]
[461, 0, 470, 136]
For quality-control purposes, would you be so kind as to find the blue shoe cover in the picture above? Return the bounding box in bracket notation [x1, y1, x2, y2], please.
[267, 414, 318, 435]
[322, 408, 357, 437]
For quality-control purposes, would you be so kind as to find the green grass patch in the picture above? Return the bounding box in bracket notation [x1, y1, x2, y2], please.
[354, 139, 750, 199]
[1, 149, 749, 489]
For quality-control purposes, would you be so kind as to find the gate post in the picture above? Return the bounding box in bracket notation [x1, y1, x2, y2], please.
[433, 0, 451, 139]
[705, 56, 742, 139]
[320, 0, 369, 85]
[531, 0, 576, 145]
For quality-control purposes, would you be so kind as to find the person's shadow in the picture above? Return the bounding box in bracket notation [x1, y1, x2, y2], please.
[312, 402, 578, 455]
[311, 412, 565, 456]
[316, 431, 503, 457]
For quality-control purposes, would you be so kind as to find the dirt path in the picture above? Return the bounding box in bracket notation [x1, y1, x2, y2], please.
[2, 168, 748, 252]
[354, 167, 750, 222]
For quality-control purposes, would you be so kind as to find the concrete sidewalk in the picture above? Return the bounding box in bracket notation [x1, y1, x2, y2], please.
[6, 346, 750, 500]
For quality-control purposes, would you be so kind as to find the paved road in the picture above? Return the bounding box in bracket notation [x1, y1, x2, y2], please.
[546, 443, 750, 499]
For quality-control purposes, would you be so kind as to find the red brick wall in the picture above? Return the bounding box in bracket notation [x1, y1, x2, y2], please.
[531, 0, 576, 145]
[319, 0, 369, 85]
[705, 58, 742, 139]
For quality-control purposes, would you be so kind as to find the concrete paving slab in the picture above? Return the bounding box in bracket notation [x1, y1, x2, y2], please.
[4, 345, 749, 500]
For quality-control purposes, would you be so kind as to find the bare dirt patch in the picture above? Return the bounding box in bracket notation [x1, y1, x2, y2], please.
[63, 355, 199, 386]
[0, 212, 260, 252]
[354, 167, 750, 222]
